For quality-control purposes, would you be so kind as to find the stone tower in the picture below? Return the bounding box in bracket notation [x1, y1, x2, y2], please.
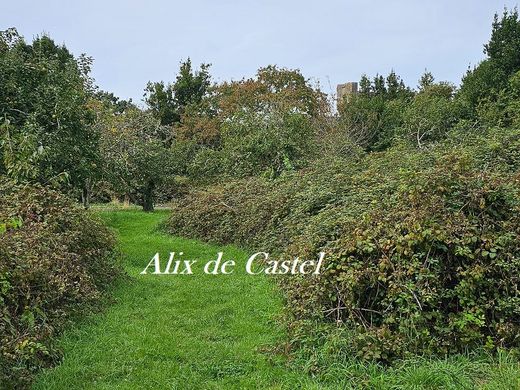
[337, 82, 358, 105]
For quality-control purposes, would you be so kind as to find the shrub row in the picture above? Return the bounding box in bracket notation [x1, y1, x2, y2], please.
[165, 126, 520, 362]
[0, 180, 120, 388]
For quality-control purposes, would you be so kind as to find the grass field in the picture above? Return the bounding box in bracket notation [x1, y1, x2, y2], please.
[32, 209, 520, 389]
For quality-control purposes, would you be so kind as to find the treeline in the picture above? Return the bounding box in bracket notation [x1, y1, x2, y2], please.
[2, 12, 520, 209]
[0, 34, 325, 210]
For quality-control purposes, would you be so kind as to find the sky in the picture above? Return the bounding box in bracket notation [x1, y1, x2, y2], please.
[2, 1, 519, 103]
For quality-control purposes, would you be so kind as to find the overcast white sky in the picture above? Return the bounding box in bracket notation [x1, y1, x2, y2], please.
[3, 1, 519, 102]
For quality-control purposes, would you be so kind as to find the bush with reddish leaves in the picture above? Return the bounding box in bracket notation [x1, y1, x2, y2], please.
[0, 180, 120, 388]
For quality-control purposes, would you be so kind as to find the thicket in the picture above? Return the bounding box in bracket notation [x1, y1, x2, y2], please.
[0, 179, 120, 388]
[165, 9, 520, 364]
[166, 126, 520, 361]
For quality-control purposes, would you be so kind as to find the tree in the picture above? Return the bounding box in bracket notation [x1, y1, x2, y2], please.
[401, 82, 458, 148]
[179, 66, 328, 179]
[373, 74, 386, 96]
[0, 29, 99, 207]
[337, 71, 412, 151]
[418, 70, 434, 91]
[484, 8, 520, 76]
[189, 108, 314, 179]
[386, 70, 406, 99]
[143, 81, 176, 127]
[144, 58, 211, 130]
[94, 90, 134, 115]
[98, 107, 174, 211]
[129, 138, 173, 212]
[173, 59, 211, 114]
[458, 8, 520, 119]
[359, 74, 372, 95]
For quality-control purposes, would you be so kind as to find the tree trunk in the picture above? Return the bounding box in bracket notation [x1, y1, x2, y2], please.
[143, 181, 155, 212]
[82, 179, 91, 210]
[123, 194, 130, 208]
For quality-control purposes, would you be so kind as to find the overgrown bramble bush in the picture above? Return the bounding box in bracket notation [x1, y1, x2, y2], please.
[0, 179, 120, 388]
[166, 127, 520, 362]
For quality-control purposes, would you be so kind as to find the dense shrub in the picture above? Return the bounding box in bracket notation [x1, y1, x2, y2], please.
[167, 149, 365, 251]
[165, 127, 520, 362]
[0, 180, 120, 388]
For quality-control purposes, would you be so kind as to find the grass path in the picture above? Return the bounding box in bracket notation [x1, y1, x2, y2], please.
[31, 209, 520, 389]
[33, 210, 316, 389]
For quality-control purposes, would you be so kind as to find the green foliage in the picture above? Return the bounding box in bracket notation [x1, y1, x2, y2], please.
[97, 107, 177, 211]
[0, 29, 99, 191]
[0, 178, 120, 388]
[458, 59, 506, 116]
[506, 70, 520, 126]
[399, 82, 460, 147]
[418, 70, 435, 90]
[177, 65, 328, 179]
[166, 127, 520, 363]
[458, 8, 520, 123]
[145, 58, 211, 127]
[485, 7, 520, 77]
[94, 90, 135, 115]
[338, 71, 412, 151]
[0, 119, 44, 182]
[190, 109, 315, 179]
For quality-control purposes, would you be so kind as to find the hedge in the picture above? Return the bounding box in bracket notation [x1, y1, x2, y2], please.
[0, 180, 121, 388]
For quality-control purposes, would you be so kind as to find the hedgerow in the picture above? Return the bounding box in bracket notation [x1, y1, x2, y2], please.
[0, 180, 120, 388]
[165, 126, 520, 362]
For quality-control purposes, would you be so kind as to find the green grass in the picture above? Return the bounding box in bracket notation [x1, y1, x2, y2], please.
[32, 209, 520, 389]
[32, 209, 317, 389]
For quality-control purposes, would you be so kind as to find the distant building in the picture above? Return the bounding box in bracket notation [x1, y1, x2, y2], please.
[337, 82, 358, 105]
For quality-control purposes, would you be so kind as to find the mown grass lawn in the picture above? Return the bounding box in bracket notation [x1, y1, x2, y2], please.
[32, 209, 318, 389]
[32, 209, 520, 389]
